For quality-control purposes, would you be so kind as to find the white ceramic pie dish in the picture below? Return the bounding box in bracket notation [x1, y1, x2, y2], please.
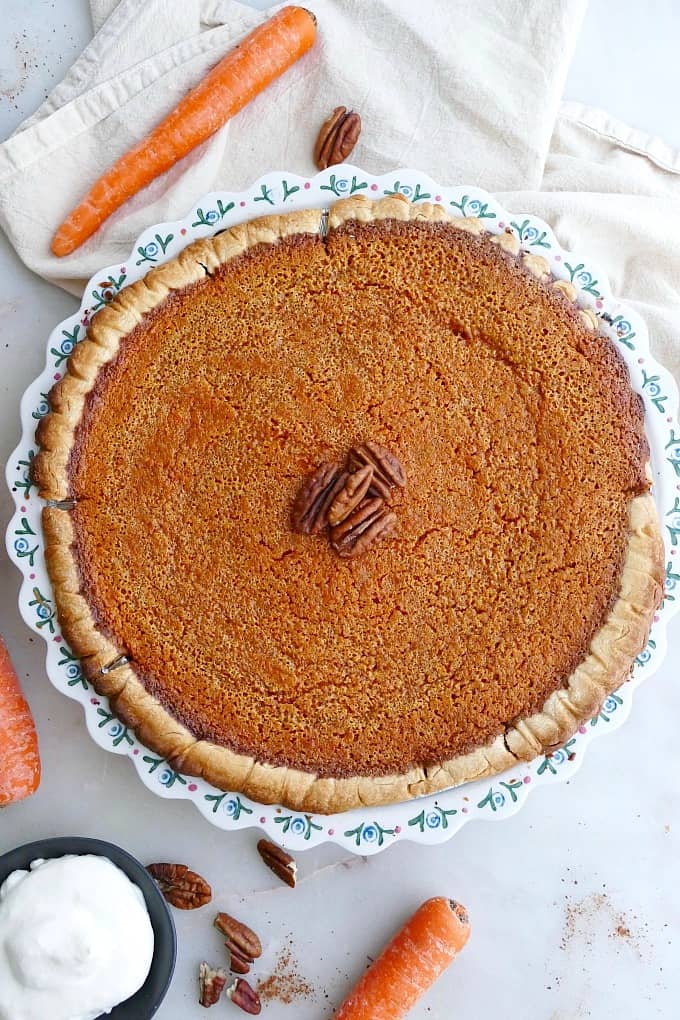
[6, 166, 680, 854]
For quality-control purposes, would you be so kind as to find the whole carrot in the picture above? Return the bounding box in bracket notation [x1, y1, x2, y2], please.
[52, 6, 317, 257]
[0, 635, 41, 807]
[334, 897, 470, 1020]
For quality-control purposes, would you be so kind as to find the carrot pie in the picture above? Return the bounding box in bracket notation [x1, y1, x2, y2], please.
[34, 195, 664, 813]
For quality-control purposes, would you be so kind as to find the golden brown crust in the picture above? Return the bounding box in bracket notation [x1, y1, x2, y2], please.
[35, 196, 665, 813]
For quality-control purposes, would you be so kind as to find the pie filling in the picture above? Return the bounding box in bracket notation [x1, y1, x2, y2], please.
[63, 219, 648, 779]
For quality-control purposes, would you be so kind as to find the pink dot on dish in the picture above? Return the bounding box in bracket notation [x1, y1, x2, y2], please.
[20, 506, 26, 512]
[596, 300, 603, 308]
[133, 748, 139, 755]
[462, 807, 468, 813]
[672, 548, 677, 555]
[654, 614, 660, 622]
[90, 698, 98, 705]
[304, 182, 311, 190]
[523, 775, 531, 784]
[554, 254, 562, 262]
[180, 228, 187, 236]
[668, 417, 673, 423]
[54, 373, 61, 381]
[260, 816, 266, 824]
[435, 195, 442, 202]
[578, 725, 587, 734]
[394, 826, 401, 834]
[29, 573, 35, 580]
[53, 636, 62, 643]
[370, 183, 378, 191]
[240, 200, 246, 207]
[188, 783, 197, 792]
[327, 828, 335, 835]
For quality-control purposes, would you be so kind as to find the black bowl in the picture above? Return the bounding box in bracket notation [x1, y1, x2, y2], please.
[0, 836, 176, 1019]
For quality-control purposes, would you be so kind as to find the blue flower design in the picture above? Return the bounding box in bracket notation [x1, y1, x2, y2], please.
[158, 767, 175, 786]
[425, 811, 442, 829]
[576, 270, 594, 287]
[205, 210, 219, 224]
[492, 791, 505, 808]
[551, 749, 568, 766]
[399, 184, 413, 197]
[602, 696, 619, 714]
[14, 537, 29, 554]
[34, 398, 50, 418]
[224, 798, 239, 816]
[36, 603, 51, 622]
[335, 178, 349, 193]
[145, 242, 158, 257]
[615, 319, 632, 337]
[637, 648, 652, 664]
[361, 825, 378, 843]
[109, 721, 124, 739]
[65, 664, 80, 681]
[290, 817, 307, 835]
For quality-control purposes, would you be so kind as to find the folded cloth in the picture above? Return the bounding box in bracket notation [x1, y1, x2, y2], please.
[0, 0, 585, 292]
[0, 0, 679, 388]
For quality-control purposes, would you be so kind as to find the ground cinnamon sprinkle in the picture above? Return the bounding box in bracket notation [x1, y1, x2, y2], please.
[257, 947, 313, 1005]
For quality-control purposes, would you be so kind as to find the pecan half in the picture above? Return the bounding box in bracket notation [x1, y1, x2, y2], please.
[214, 913, 262, 974]
[349, 442, 406, 501]
[257, 839, 297, 888]
[314, 106, 362, 170]
[327, 464, 373, 526]
[199, 962, 227, 1007]
[330, 497, 397, 559]
[227, 977, 262, 1015]
[291, 461, 347, 534]
[146, 862, 212, 909]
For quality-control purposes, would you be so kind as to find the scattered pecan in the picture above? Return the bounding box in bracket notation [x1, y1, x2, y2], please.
[327, 464, 373, 526]
[291, 461, 347, 534]
[349, 442, 406, 501]
[314, 106, 362, 170]
[199, 962, 227, 1007]
[330, 497, 397, 559]
[227, 946, 252, 976]
[146, 862, 212, 909]
[227, 977, 262, 1015]
[214, 912, 262, 974]
[257, 839, 297, 889]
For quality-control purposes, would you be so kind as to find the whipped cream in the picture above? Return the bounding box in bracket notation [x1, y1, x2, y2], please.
[0, 854, 154, 1020]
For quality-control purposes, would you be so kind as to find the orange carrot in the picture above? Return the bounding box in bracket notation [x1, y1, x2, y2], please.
[52, 5, 317, 257]
[0, 635, 41, 806]
[334, 897, 470, 1020]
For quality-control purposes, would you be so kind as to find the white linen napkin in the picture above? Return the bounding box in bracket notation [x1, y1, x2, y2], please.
[0, 0, 679, 385]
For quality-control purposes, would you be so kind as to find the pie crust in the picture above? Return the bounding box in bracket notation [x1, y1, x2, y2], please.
[34, 196, 665, 813]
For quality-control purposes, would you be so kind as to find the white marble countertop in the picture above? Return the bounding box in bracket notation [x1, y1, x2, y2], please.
[1, 3, 679, 1018]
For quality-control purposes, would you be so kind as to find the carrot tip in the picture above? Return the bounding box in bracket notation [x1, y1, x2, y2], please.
[449, 899, 470, 925]
[300, 6, 317, 25]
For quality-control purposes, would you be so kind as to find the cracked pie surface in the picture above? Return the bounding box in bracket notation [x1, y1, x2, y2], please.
[33, 196, 664, 813]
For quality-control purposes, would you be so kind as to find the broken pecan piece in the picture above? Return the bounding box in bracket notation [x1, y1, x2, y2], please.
[146, 862, 212, 909]
[330, 497, 397, 559]
[327, 464, 374, 526]
[214, 912, 262, 974]
[199, 962, 227, 1007]
[349, 442, 406, 501]
[291, 461, 347, 534]
[227, 977, 262, 1015]
[314, 106, 362, 170]
[257, 839, 297, 888]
